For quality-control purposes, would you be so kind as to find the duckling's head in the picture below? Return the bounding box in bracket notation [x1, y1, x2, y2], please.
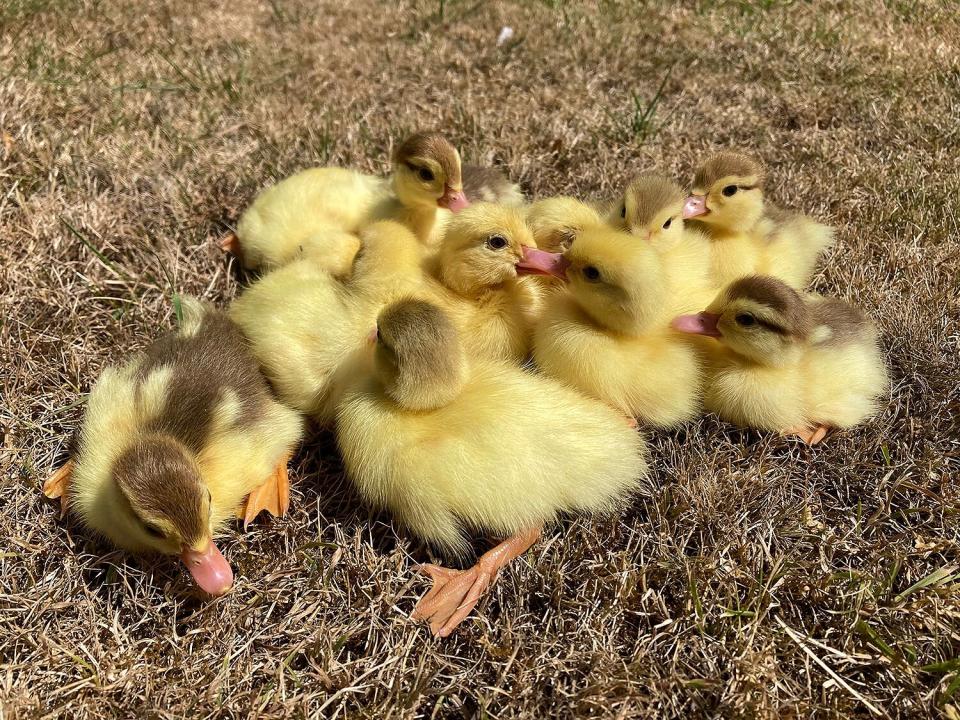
[103, 435, 233, 595]
[374, 299, 467, 411]
[562, 226, 667, 335]
[438, 202, 567, 296]
[683, 152, 765, 233]
[526, 197, 602, 252]
[610, 174, 687, 247]
[392, 131, 469, 213]
[672, 275, 810, 364]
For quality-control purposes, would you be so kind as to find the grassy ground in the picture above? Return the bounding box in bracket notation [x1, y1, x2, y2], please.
[2, 0, 958, 717]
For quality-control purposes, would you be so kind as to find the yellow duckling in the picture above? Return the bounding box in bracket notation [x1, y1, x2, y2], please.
[228, 131, 470, 274]
[533, 225, 703, 427]
[229, 220, 422, 424]
[607, 174, 713, 309]
[682, 152, 834, 289]
[43, 298, 303, 595]
[422, 202, 567, 362]
[462, 163, 524, 206]
[336, 299, 647, 637]
[525, 196, 603, 252]
[671, 275, 888, 443]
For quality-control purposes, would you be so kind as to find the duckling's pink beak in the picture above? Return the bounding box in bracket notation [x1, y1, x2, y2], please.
[683, 195, 708, 219]
[672, 312, 721, 337]
[438, 187, 470, 213]
[516, 246, 568, 279]
[181, 540, 233, 596]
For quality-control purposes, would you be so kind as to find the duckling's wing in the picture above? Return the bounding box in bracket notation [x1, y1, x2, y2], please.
[764, 204, 835, 286]
[809, 297, 873, 347]
[462, 164, 524, 206]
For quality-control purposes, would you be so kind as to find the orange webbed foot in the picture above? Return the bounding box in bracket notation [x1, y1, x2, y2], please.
[412, 563, 494, 638]
[219, 232, 241, 256]
[43, 460, 74, 518]
[237, 455, 291, 528]
[788, 424, 830, 445]
[410, 526, 541, 638]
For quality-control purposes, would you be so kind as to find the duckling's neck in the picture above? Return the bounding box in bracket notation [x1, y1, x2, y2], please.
[440, 264, 515, 299]
[731, 342, 804, 369]
[400, 204, 442, 244]
[713, 203, 765, 238]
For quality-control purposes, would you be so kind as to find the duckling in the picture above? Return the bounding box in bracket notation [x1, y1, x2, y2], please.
[422, 202, 566, 362]
[229, 220, 423, 424]
[671, 275, 888, 443]
[607, 174, 713, 309]
[532, 225, 703, 427]
[42, 297, 303, 595]
[683, 152, 834, 289]
[336, 299, 647, 637]
[525, 196, 603, 252]
[462, 163, 524, 206]
[227, 131, 470, 274]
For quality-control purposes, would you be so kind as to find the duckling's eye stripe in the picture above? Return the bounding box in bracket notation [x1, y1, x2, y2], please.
[755, 317, 788, 335]
[737, 185, 757, 191]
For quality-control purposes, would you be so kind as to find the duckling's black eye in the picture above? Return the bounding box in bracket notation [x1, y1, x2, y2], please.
[143, 523, 165, 539]
[620, 205, 626, 218]
[583, 266, 601, 282]
[662, 218, 672, 230]
[735, 313, 756, 326]
[722, 185, 738, 197]
[487, 235, 508, 250]
[417, 167, 434, 182]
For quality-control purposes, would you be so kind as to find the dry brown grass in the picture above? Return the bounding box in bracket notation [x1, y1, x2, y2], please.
[2, 0, 959, 717]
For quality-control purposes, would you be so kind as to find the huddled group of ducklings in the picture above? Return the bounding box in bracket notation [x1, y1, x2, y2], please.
[44, 132, 889, 638]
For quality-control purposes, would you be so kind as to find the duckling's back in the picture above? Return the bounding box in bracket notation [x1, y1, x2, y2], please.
[337, 360, 647, 558]
[237, 167, 389, 270]
[762, 205, 835, 288]
[230, 221, 426, 421]
[71, 299, 303, 534]
[803, 297, 887, 428]
[136, 308, 274, 451]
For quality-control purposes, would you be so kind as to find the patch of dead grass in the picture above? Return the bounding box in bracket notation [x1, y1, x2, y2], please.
[2, 0, 959, 717]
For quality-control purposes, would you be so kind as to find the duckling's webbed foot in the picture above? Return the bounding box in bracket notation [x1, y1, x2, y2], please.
[42, 460, 74, 518]
[411, 526, 541, 638]
[238, 454, 291, 528]
[219, 232, 240, 256]
[788, 424, 830, 445]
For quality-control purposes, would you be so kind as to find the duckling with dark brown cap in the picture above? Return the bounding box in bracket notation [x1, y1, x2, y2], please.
[608, 173, 713, 309]
[43, 297, 303, 595]
[682, 152, 834, 290]
[336, 299, 647, 637]
[672, 275, 887, 443]
[225, 131, 471, 274]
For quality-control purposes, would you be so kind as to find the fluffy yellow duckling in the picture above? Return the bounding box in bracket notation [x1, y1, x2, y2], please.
[422, 202, 566, 362]
[228, 131, 470, 274]
[43, 298, 303, 595]
[607, 174, 713, 309]
[533, 225, 703, 427]
[336, 299, 647, 637]
[682, 152, 835, 289]
[525, 197, 603, 252]
[462, 164, 524, 206]
[672, 275, 888, 443]
[229, 220, 423, 424]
